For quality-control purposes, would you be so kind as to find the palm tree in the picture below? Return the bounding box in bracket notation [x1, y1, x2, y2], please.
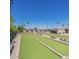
[27, 21, 29, 25]
[46, 23, 48, 30]
[62, 24, 65, 28]
[26, 21, 29, 29]
[57, 22, 59, 28]
[67, 24, 69, 27]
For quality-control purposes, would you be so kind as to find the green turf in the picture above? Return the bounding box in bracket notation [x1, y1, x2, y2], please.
[44, 33, 69, 39]
[33, 34, 69, 56]
[19, 33, 60, 59]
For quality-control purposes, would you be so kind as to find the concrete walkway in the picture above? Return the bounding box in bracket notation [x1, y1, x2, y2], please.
[10, 33, 21, 59]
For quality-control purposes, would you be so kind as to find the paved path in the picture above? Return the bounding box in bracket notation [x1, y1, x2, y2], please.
[10, 33, 21, 59]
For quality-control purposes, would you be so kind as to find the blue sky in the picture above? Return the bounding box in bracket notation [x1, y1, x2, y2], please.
[11, 0, 69, 29]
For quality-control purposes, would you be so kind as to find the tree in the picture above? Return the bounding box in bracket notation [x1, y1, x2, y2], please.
[10, 16, 17, 43]
[67, 24, 69, 27]
[17, 25, 24, 32]
[10, 16, 14, 26]
[10, 16, 16, 32]
[33, 27, 38, 32]
[26, 21, 29, 28]
[62, 24, 65, 28]
[33, 27, 38, 30]
[10, 16, 18, 32]
[26, 21, 29, 25]
[46, 23, 48, 29]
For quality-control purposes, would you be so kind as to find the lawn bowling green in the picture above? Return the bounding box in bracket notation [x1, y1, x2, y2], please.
[45, 33, 69, 39]
[33, 34, 69, 56]
[19, 33, 69, 59]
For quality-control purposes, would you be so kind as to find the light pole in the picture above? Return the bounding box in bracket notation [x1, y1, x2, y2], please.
[67, 24, 69, 28]
[46, 23, 48, 30]
[26, 21, 29, 29]
[62, 24, 65, 28]
[57, 22, 59, 29]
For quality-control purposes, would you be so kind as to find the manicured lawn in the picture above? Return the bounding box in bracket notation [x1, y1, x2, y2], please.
[45, 33, 69, 39]
[19, 33, 60, 59]
[33, 34, 69, 56]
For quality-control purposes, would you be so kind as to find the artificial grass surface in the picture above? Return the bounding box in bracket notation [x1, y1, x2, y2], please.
[19, 33, 60, 59]
[45, 33, 69, 39]
[33, 34, 69, 56]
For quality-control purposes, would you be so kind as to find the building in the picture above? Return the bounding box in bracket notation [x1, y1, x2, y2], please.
[50, 28, 69, 34]
[57, 28, 69, 34]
